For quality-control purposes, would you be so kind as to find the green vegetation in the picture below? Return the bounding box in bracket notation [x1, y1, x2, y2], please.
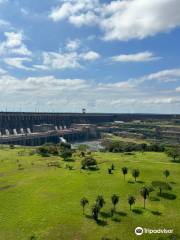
[0, 145, 179, 240]
[121, 167, 128, 181]
[152, 181, 172, 196]
[140, 187, 149, 209]
[128, 195, 136, 210]
[81, 156, 98, 169]
[101, 138, 165, 153]
[80, 197, 89, 215]
[111, 194, 119, 211]
[132, 169, 140, 182]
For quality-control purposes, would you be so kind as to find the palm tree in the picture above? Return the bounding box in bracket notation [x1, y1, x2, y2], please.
[91, 204, 100, 221]
[80, 197, 89, 215]
[111, 194, 119, 211]
[163, 170, 170, 182]
[152, 181, 172, 196]
[132, 169, 140, 182]
[128, 196, 136, 210]
[140, 187, 149, 209]
[96, 195, 105, 210]
[122, 167, 128, 181]
[111, 164, 115, 170]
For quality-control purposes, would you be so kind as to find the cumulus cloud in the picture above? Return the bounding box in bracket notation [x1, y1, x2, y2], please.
[34, 51, 81, 70]
[34, 49, 100, 71]
[111, 51, 160, 62]
[49, 0, 180, 41]
[0, 67, 7, 75]
[0, 31, 32, 70]
[147, 68, 180, 82]
[0, 75, 89, 95]
[81, 51, 100, 61]
[0, 67, 179, 113]
[4, 57, 33, 71]
[176, 87, 180, 92]
[96, 68, 180, 94]
[0, 31, 32, 56]
[69, 11, 99, 27]
[49, 0, 99, 22]
[4, 31, 23, 48]
[10, 45, 32, 56]
[66, 39, 81, 51]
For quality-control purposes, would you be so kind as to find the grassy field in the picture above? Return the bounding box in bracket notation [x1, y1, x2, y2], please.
[0, 146, 179, 240]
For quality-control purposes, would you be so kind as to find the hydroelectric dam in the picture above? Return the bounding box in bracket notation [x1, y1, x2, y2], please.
[0, 112, 179, 146]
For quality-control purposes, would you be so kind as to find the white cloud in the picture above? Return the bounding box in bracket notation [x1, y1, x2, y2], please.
[20, 8, 29, 16]
[49, 0, 99, 22]
[101, 0, 180, 41]
[0, 68, 7, 75]
[147, 68, 180, 82]
[0, 67, 180, 113]
[0, 19, 10, 28]
[81, 51, 100, 61]
[10, 45, 32, 56]
[0, 31, 32, 56]
[4, 32, 23, 48]
[69, 11, 98, 27]
[36, 51, 81, 70]
[4, 57, 33, 71]
[34, 49, 100, 71]
[111, 51, 160, 62]
[66, 39, 81, 51]
[49, 0, 180, 41]
[176, 87, 180, 92]
[97, 68, 180, 91]
[0, 31, 33, 70]
[0, 75, 89, 94]
[98, 80, 135, 90]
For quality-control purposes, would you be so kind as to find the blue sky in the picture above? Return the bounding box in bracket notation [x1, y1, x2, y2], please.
[0, 0, 180, 113]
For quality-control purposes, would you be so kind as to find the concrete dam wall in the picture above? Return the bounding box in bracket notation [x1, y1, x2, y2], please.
[0, 112, 179, 134]
[0, 112, 179, 146]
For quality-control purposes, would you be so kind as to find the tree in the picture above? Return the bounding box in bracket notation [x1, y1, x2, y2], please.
[61, 148, 73, 161]
[111, 164, 115, 170]
[111, 194, 119, 211]
[81, 156, 97, 169]
[140, 187, 149, 209]
[80, 197, 89, 215]
[163, 170, 170, 181]
[37, 145, 50, 157]
[108, 168, 112, 174]
[30, 235, 37, 240]
[78, 144, 89, 157]
[96, 195, 105, 210]
[165, 147, 180, 162]
[132, 169, 140, 182]
[122, 167, 128, 181]
[152, 181, 172, 196]
[128, 196, 136, 210]
[91, 204, 100, 221]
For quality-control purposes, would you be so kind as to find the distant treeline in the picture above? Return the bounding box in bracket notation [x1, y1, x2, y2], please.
[102, 140, 164, 153]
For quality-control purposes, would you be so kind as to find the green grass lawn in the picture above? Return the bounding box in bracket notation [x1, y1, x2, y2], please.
[0, 146, 179, 240]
